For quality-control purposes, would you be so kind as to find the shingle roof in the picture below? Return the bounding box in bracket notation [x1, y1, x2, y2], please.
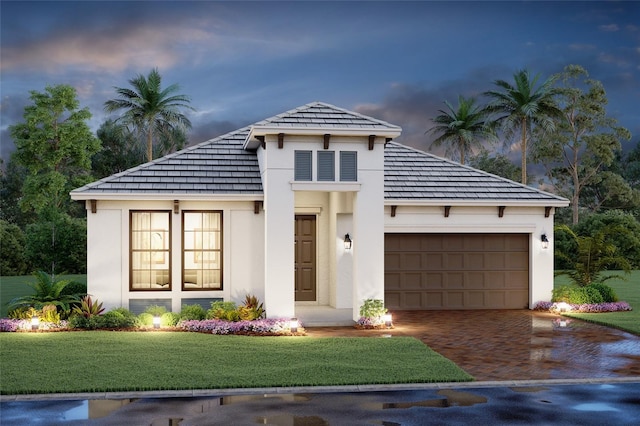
[384, 142, 567, 204]
[71, 102, 568, 206]
[71, 126, 262, 197]
[252, 101, 402, 131]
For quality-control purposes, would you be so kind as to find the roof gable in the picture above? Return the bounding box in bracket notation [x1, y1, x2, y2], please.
[244, 101, 401, 148]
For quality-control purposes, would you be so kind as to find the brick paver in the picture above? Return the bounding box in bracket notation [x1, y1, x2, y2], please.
[306, 310, 640, 381]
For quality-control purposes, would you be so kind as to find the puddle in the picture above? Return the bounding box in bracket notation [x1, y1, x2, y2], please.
[573, 402, 620, 412]
[223, 394, 311, 404]
[255, 414, 328, 425]
[383, 389, 487, 409]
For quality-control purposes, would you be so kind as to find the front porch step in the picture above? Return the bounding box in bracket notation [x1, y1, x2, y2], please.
[295, 306, 355, 327]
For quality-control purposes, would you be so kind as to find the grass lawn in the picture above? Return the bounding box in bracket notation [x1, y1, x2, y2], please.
[0, 274, 87, 318]
[556, 270, 640, 335]
[0, 332, 472, 395]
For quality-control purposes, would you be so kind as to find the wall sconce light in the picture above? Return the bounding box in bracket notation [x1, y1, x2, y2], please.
[344, 233, 352, 250]
[31, 315, 40, 331]
[383, 313, 393, 328]
[153, 315, 161, 329]
[290, 318, 299, 334]
[541, 234, 549, 249]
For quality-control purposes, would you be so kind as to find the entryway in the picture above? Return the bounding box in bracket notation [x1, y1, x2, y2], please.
[295, 215, 316, 302]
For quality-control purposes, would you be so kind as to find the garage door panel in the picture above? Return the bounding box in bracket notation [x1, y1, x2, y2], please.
[385, 233, 529, 310]
[385, 253, 402, 270]
[445, 253, 464, 269]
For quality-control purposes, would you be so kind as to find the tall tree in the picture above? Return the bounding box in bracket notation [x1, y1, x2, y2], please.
[104, 68, 194, 162]
[92, 119, 144, 179]
[530, 65, 631, 224]
[484, 69, 562, 184]
[469, 150, 523, 183]
[9, 84, 100, 218]
[428, 96, 495, 165]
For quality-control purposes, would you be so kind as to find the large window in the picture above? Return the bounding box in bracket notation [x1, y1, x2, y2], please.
[130, 211, 171, 291]
[183, 211, 222, 290]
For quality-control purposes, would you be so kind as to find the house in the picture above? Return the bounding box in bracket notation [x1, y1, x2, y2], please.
[71, 102, 569, 325]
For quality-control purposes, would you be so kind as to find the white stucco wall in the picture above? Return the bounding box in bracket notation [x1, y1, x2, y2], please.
[384, 204, 557, 307]
[83, 199, 264, 313]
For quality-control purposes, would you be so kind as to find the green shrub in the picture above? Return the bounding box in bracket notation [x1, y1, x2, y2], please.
[161, 312, 180, 327]
[60, 281, 87, 297]
[359, 299, 387, 319]
[588, 283, 618, 303]
[179, 304, 207, 321]
[138, 312, 153, 326]
[101, 310, 138, 329]
[68, 315, 101, 330]
[0, 220, 28, 275]
[207, 301, 238, 320]
[144, 305, 168, 316]
[552, 285, 604, 304]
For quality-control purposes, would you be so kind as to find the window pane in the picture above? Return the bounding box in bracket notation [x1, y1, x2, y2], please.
[294, 151, 312, 181]
[317, 151, 335, 181]
[130, 211, 170, 291]
[182, 211, 222, 291]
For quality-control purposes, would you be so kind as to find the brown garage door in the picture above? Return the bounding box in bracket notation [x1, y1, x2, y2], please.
[385, 234, 529, 310]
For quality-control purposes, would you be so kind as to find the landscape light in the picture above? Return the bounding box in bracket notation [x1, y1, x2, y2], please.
[290, 318, 299, 334]
[383, 313, 393, 328]
[31, 315, 40, 331]
[153, 315, 161, 329]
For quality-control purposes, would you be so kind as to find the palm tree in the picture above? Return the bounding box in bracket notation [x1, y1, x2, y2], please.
[104, 68, 194, 162]
[554, 224, 631, 287]
[484, 69, 562, 184]
[7, 271, 83, 313]
[427, 96, 495, 165]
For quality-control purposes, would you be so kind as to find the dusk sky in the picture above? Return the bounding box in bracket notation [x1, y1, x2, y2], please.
[1, 1, 639, 162]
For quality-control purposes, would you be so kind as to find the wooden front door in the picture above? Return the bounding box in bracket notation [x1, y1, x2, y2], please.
[295, 215, 316, 301]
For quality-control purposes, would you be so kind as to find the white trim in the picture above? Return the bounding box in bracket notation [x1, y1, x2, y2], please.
[291, 182, 361, 192]
[70, 193, 263, 201]
[384, 224, 538, 233]
[385, 199, 569, 208]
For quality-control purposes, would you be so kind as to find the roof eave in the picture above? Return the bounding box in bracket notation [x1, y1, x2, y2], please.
[70, 192, 264, 202]
[384, 199, 570, 208]
[244, 126, 401, 150]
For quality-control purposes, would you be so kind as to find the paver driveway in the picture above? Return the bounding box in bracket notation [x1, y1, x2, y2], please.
[306, 310, 640, 381]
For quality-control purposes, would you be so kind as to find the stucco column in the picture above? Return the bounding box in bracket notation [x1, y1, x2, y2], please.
[263, 169, 295, 319]
[351, 169, 385, 321]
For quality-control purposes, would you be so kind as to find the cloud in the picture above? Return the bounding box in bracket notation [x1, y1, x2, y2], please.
[599, 23, 620, 32]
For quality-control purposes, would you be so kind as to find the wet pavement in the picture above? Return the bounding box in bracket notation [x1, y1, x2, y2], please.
[307, 310, 640, 381]
[2, 310, 640, 424]
[2, 382, 640, 425]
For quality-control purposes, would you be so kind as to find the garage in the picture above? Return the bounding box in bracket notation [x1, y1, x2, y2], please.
[385, 233, 529, 310]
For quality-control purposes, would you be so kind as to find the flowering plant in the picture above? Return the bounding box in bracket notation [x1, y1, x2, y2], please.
[178, 318, 300, 335]
[533, 301, 632, 313]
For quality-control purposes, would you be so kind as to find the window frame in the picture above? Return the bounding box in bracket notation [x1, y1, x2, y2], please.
[181, 210, 223, 291]
[129, 210, 172, 292]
